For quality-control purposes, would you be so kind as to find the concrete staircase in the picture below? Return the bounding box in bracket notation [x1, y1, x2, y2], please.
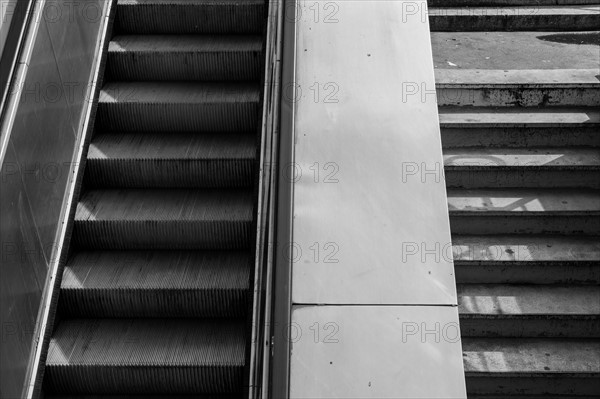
[42, 0, 265, 396]
[430, 1, 600, 397]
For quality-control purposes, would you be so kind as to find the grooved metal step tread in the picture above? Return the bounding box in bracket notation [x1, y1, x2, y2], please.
[444, 147, 600, 168]
[97, 82, 260, 133]
[447, 188, 600, 214]
[110, 35, 263, 53]
[462, 337, 600, 375]
[99, 82, 260, 104]
[458, 284, 600, 315]
[439, 107, 600, 127]
[86, 133, 256, 188]
[76, 189, 252, 221]
[117, 0, 265, 34]
[436, 69, 600, 87]
[73, 189, 253, 249]
[44, 319, 245, 394]
[452, 235, 600, 263]
[431, 32, 600, 71]
[60, 250, 251, 318]
[107, 35, 263, 81]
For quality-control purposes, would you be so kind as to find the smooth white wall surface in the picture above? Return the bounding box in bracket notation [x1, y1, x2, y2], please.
[287, 0, 466, 397]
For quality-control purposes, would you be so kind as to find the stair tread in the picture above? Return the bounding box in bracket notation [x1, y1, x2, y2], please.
[99, 82, 260, 104]
[46, 318, 245, 366]
[75, 189, 253, 222]
[62, 250, 251, 290]
[462, 337, 600, 374]
[109, 34, 262, 53]
[439, 107, 600, 127]
[444, 147, 600, 167]
[88, 132, 255, 160]
[452, 235, 600, 262]
[431, 31, 600, 71]
[430, 5, 600, 16]
[458, 284, 600, 315]
[436, 68, 600, 86]
[447, 188, 600, 213]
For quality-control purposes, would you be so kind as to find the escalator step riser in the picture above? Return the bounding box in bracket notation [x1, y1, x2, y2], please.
[97, 103, 259, 132]
[85, 159, 255, 188]
[107, 52, 262, 81]
[117, 2, 265, 34]
[44, 366, 244, 394]
[73, 221, 251, 250]
[59, 288, 249, 318]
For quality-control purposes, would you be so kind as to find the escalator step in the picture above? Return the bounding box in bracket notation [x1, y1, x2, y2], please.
[117, 0, 265, 34]
[107, 35, 263, 81]
[97, 82, 260, 133]
[86, 132, 256, 188]
[44, 319, 245, 394]
[60, 250, 251, 318]
[73, 189, 253, 249]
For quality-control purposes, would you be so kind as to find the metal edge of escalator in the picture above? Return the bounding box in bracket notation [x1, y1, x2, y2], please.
[248, 0, 284, 397]
[249, 0, 297, 398]
[21, 1, 118, 397]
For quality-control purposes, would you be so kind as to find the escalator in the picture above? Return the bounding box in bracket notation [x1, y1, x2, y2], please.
[42, 0, 266, 395]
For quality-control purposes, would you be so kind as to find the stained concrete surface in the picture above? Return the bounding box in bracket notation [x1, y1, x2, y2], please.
[432, 31, 600, 70]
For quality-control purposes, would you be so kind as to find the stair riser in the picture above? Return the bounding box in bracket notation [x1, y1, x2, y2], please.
[455, 263, 600, 284]
[466, 375, 600, 396]
[436, 87, 600, 107]
[441, 127, 600, 148]
[116, 4, 265, 34]
[450, 215, 600, 235]
[97, 103, 259, 132]
[107, 52, 262, 81]
[73, 221, 251, 250]
[429, 0, 598, 5]
[85, 160, 255, 188]
[430, 14, 600, 32]
[45, 367, 244, 394]
[460, 317, 599, 337]
[445, 169, 600, 189]
[59, 289, 248, 318]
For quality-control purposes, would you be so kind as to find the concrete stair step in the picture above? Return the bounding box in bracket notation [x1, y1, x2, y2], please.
[107, 35, 263, 81]
[447, 188, 600, 234]
[85, 132, 256, 188]
[431, 31, 600, 71]
[440, 107, 600, 148]
[73, 189, 253, 250]
[434, 69, 600, 107]
[443, 147, 600, 188]
[463, 338, 600, 396]
[429, 6, 600, 32]
[428, 0, 599, 6]
[458, 284, 600, 337]
[97, 82, 260, 133]
[452, 235, 600, 284]
[44, 319, 245, 394]
[116, 0, 265, 34]
[59, 250, 251, 318]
